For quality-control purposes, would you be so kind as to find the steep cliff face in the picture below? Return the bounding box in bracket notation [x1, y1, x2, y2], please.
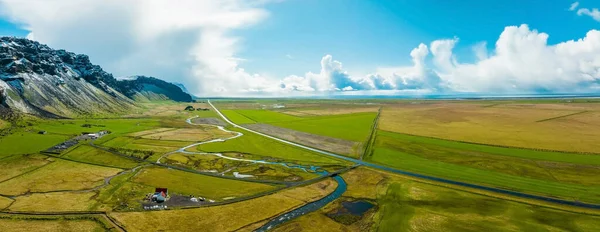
[0, 37, 192, 117]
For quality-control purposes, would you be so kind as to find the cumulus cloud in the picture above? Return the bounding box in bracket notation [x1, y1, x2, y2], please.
[0, 1, 599, 96]
[436, 24, 600, 92]
[0, 0, 275, 96]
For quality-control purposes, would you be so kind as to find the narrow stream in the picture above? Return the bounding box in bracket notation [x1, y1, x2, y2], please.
[255, 175, 347, 232]
[169, 116, 348, 230]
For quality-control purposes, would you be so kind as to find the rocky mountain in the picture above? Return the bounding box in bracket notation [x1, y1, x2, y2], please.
[0, 37, 192, 118]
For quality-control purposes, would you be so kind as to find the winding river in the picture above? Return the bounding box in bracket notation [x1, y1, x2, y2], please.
[156, 116, 348, 231]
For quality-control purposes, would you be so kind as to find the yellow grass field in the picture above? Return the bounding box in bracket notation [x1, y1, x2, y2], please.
[379, 103, 600, 153]
[128, 128, 175, 137]
[286, 106, 380, 116]
[8, 192, 97, 212]
[132, 167, 278, 200]
[0, 218, 104, 232]
[0, 196, 13, 210]
[139, 127, 232, 142]
[111, 178, 338, 232]
[0, 154, 51, 182]
[0, 159, 121, 196]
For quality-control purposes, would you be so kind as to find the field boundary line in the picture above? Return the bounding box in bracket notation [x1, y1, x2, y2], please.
[0, 160, 54, 184]
[208, 100, 600, 210]
[536, 110, 589, 122]
[378, 129, 600, 156]
[90, 141, 304, 186]
[366, 166, 600, 216]
[0, 211, 127, 232]
[170, 165, 359, 211]
[361, 107, 381, 160]
[45, 152, 134, 170]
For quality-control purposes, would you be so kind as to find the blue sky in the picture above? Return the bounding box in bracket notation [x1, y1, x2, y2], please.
[0, 0, 599, 96]
[236, 0, 599, 77]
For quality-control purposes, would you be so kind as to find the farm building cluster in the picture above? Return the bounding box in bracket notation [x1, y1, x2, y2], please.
[43, 130, 110, 153]
[142, 187, 211, 210]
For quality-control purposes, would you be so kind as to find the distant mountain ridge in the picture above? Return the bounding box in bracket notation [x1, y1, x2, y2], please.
[0, 37, 192, 118]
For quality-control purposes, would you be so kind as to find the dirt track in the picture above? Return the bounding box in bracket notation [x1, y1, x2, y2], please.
[190, 117, 228, 127]
[245, 123, 359, 156]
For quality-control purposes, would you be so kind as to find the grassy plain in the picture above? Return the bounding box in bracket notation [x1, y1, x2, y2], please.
[277, 167, 600, 232]
[162, 153, 318, 181]
[0, 219, 104, 232]
[139, 127, 232, 142]
[62, 145, 140, 169]
[0, 214, 113, 232]
[0, 132, 68, 157]
[222, 107, 376, 143]
[379, 102, 600, 153]
[221, 109, 256, 124]
[0, 159, 121, 196]
[8, 192, 97, 212]
[0, 196, 13, 209]
[0, 154, 51, 182]
[368, 132, 600, 202]
[234, 109, 301, 123]
[111, 178, 338, 232]
[132, 167, 279, 200]
[270, 112, 376, 142]
[197, 127, 346, 165]
[245, 123, 360, 157]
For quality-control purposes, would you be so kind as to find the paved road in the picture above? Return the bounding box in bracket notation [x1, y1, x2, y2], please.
[207, 100, 600, 210]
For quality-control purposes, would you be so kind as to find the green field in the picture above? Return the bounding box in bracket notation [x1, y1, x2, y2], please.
[61, 145, 140, 169]
[0, 132, 68, 157]
[196, 127, 346, 165]
[276, 167, 600, 232]
[366, 130, 600, 203]
[132, 167, 280, 200]
[0, 154, 51, 182]
[0, 159, 121, 196]
[270, 112, 376, 142]
[221, 109, 256, 124]
[234, 109, 301, 122]
[221, 108, 376, 142]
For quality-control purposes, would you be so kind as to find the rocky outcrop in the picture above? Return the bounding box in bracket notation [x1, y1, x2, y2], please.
[118, 76, 193, 102]
[0, 37, 193, 117]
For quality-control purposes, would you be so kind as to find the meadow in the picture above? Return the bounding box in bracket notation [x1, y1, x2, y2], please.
[0, 154, 51, 182]
[61, 145, 140, 169]
[221, 108, 376, 143]
[196, 127, 347, 165]
[275, 167, 600, 232]
[0, 159, 122, 196]
[0, 214, 118, 231]
[378, 102, 600, 153]
[162, 152, 319, 182]
[132, 167, 280, 200]
[1, 99, 600, 231]
[366, 130, 600, 203]
[110, 178, 338, 231]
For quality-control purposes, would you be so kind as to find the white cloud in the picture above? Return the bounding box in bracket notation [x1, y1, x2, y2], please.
[0, 1, 598, 96]
[570, 1, 580, 11]
[577, 7, 600, 22]
[435, 24, 600, 93]
[285, 54, 293, 59]
[0, 0, 274, 97]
